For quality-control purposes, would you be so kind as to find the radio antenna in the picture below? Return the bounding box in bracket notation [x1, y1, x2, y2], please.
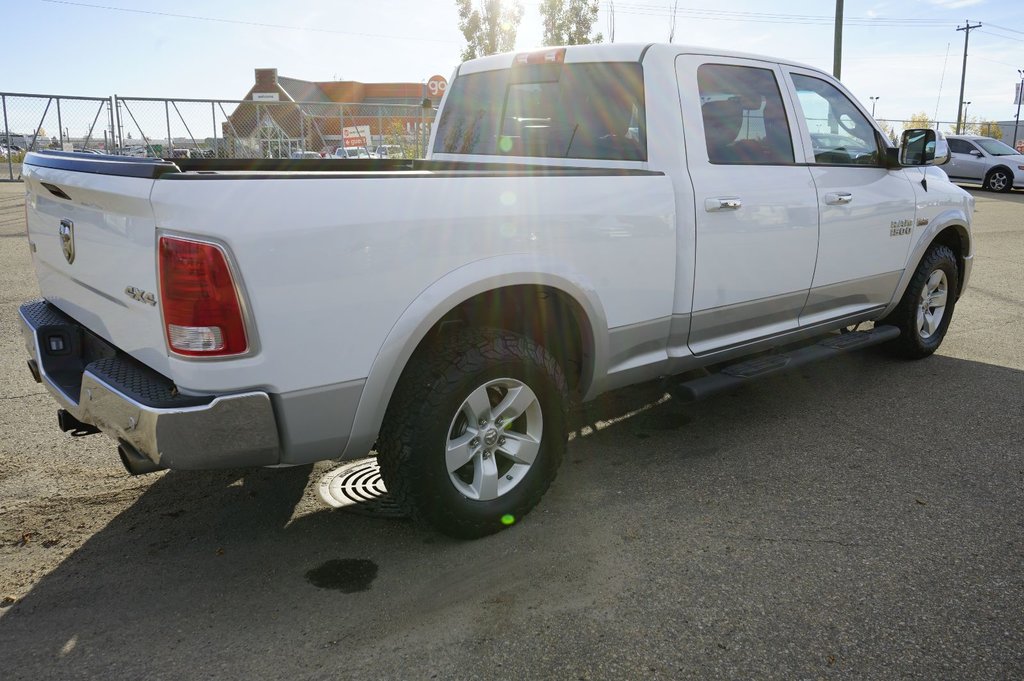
[934, 42, 951, 126]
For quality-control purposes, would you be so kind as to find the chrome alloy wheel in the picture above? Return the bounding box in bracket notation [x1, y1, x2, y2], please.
[917, 269, 949, 339]
[445, 378, 543, 501]
[987, 170, 1010, 192]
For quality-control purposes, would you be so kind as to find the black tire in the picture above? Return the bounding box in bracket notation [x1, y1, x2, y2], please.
[377, 328, 569, 539]
[983, 167, 1013, 193]
[879, 244, 959, 359]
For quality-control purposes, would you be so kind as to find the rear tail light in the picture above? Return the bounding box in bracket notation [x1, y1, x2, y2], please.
[158, 236, 249, 357]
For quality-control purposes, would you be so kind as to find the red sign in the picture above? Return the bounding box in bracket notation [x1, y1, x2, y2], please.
[427, 75, 448, 100]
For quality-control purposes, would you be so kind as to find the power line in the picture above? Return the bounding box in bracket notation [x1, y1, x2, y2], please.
[973, 55, 1022, 68]
[983, 22, 1024, 36]
[977, 30, 1024, 44]
[606, 2, 953, 27]
[39, 0, 461, 44]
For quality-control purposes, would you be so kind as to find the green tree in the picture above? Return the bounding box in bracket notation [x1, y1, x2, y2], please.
[962, 117, 1003, 139]
[539, 0, 602, 46]
[879, 121, 899, 146]
[456, 0, 524, 61]
[906, 112, 935, 130]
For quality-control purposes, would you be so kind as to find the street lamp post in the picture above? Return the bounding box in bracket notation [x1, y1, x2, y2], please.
[1013, 69, 1023, 149]
[869, 96, 880, 117]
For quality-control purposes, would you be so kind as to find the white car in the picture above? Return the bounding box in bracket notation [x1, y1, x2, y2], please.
[945, 135, 1024, 192]
[332, 146, 371, 159]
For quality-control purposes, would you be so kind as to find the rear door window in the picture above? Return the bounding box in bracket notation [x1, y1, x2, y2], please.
[433, 61, 646, 161]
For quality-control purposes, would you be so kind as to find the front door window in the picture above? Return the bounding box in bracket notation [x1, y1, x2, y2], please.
[791, 74, 881, 166]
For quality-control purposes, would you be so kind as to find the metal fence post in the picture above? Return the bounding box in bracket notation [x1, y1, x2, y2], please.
[211, 101, 217, 154]
[165, 100, 172, 153]
[57, 97, 63, 148]
[2, 94, 12, 181]
[114, 96, 123, 151]
[107, 98, 115, 152]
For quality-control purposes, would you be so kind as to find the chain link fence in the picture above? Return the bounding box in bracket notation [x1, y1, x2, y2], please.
[3, 92, 437, 180]
[114, 98, 435, 161]
[2, 93, 113, 180]
[875, 118, 1016, 145]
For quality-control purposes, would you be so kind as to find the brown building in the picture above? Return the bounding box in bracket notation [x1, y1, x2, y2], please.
[224, 68, 435, 157]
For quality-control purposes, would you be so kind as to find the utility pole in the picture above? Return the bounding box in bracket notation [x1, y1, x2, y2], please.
[1014, 69, 1023, 148]
[833, 0, 844, 79]
[955, 20, 981, 135]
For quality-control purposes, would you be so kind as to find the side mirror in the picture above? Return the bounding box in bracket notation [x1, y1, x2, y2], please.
[969, 149, 983, 157]
[898, 128, 950, 167]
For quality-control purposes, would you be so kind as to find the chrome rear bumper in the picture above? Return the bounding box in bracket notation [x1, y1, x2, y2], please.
[19, 300, 280, 470]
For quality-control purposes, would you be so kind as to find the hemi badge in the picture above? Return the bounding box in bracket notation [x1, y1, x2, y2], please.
[917, 218, 929, 226]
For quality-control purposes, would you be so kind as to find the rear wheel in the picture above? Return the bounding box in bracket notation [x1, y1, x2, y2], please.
[880, 244, 959, 359]
[984, 167, 1012, 192]
[377, 328, 568, 539]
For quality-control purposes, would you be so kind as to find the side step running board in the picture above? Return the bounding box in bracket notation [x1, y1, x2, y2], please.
[670, 325, 900, 402]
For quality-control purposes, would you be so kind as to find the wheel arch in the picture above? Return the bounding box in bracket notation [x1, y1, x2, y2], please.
[881, 213, 972, 319]
[985, 164, 1014, 183]
[340, 256, 609, 459]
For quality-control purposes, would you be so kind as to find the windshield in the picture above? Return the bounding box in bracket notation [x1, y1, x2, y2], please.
[976, 138, 1018, 156]
[433, 61, 646, 161]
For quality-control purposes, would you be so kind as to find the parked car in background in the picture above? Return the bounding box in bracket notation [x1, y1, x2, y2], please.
[289, 151, 323, 159]
[945, 135, 1024, 192]
[332, 146, 371, 159]
[169, 149, 191, 159]
[374, 144, 403, 159]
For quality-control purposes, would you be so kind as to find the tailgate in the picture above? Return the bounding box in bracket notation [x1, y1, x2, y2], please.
[22, 159, 169, 371]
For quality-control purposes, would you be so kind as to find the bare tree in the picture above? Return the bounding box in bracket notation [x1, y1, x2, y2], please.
[539, 0, 603, 46]
[456, 0, 524, 61]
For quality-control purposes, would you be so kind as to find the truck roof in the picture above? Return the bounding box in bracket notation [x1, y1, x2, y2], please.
[457, 42, 824, 77]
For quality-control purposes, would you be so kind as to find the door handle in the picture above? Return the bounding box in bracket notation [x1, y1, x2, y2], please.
[705, 197, 742, 212]
[825, 192, 853, 205]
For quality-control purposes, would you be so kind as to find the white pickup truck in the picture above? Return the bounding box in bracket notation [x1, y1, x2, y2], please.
[19, 44, 973, 538]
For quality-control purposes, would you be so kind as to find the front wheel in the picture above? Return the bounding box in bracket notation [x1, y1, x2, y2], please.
[377, 328, 569, 539]
[880, 244, 959, 359]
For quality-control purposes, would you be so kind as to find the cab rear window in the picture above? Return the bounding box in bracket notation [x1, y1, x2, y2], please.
[433, 62, 646, 161]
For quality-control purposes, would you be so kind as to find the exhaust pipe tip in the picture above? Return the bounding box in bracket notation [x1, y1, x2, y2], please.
[118, 441, 166, 476]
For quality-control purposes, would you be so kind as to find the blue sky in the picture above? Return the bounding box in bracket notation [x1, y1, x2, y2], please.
[5, 0, 1023, 123]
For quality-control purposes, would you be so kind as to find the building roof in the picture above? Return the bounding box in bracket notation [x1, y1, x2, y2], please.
[278, 77, 329, 103]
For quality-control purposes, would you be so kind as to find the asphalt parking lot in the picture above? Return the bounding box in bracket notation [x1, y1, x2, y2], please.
[0, 179, 1021, 680]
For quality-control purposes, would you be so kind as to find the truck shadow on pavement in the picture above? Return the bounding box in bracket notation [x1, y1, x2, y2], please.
[1, 352, 1022, 680]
